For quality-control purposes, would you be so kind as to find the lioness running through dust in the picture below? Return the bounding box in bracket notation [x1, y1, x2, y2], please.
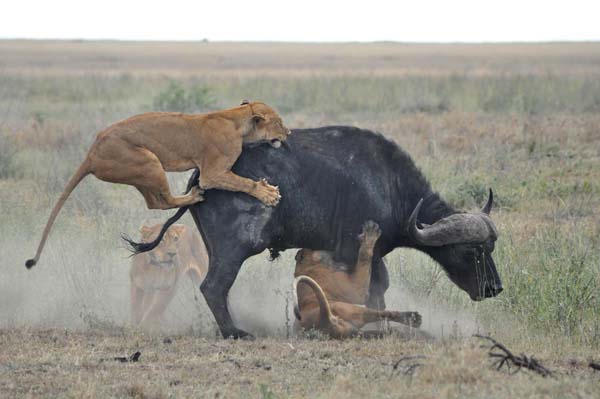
[130, 222, 208, 330]
[26, 101, 290, 268]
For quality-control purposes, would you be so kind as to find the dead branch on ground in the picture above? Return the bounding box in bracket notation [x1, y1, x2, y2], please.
[474, 335, 552, 377]
[392, 355, 427, 376]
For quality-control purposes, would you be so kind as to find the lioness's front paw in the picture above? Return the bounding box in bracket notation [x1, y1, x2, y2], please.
[358, 220, 381, 244]
[190, 186, 205, 203]
[254, 178, 281, 206]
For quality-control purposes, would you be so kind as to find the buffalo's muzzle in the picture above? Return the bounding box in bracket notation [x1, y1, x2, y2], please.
[484, 283, 503, 298]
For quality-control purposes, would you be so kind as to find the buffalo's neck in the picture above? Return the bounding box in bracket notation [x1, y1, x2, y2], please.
[419, 191, 456, 224]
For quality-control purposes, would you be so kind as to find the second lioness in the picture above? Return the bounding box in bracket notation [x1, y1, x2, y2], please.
[131, 223, 208, 330]
[26, 101, 289, 268]
[293, 221, 421, 339]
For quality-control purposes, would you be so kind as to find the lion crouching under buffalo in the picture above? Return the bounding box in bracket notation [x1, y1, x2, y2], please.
[293, 221, 421, 339]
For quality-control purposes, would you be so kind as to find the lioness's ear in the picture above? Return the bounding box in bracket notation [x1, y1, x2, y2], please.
[240, 99, 250, 105]
[140, 225, 153, 236]
[172, 225, 186, 235]
[252, 114, 266, 123]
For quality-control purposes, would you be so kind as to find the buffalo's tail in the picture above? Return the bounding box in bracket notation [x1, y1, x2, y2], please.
[293, 276, 335, 328]
[123, 168, 200, 255]
[123, 205, 188, 254]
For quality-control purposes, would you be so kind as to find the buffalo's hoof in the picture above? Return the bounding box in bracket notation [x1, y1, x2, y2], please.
[222, 327, 255, 340]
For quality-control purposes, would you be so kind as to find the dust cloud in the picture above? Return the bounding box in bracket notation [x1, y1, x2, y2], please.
[1, 217, 479, 340]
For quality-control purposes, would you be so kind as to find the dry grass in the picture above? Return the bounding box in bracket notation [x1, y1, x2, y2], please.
[1, 40, 600, 397]
[1, 329, 598, 399]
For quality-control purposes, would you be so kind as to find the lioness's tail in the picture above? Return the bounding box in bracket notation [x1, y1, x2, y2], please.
[293, 276, 335, 327]
[26, 160, 90, 268]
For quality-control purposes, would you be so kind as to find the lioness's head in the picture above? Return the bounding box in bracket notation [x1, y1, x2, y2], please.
[295, 249, 347, 272]
[139, 223, 187, 267]
[240, 100, 290, 148]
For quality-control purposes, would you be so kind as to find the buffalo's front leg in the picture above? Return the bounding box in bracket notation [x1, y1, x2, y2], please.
[200, 255, 253, 339]
[366, 257, 390, 310]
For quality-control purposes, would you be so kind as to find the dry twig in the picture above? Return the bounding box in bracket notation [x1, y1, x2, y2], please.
[392, 355, 426, 375]
[474, 335, 552, 377]
[101, 351, 142, 363]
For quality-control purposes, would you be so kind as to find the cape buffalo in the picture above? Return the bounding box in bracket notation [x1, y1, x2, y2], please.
[127, 126, 502, 339]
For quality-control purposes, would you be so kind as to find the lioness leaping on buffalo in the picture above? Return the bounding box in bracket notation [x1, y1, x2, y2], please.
[293, 221, 421, 339]
[26, 101, 290, 268]
[131, 222, 208, 330]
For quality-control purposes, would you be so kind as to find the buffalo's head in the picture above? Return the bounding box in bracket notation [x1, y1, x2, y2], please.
[408, 190, 502, 301]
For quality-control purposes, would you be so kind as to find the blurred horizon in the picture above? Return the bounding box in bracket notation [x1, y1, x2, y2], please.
[1, 0, 599, 43]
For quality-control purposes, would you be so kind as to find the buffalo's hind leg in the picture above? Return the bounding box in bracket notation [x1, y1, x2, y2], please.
[366, 257, 390, 310]
[200, 252, 254, 339]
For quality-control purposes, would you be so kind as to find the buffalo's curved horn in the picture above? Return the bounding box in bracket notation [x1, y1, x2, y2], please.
[481, 189, 493, 215]
[408, 197, 495, 246]
[408, 198, 426, 244]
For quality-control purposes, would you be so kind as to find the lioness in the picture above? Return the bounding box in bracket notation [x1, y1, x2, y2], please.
[26, 101, 289, 268]
[293, 221, 421, 339]
[130, 222, 208, 330]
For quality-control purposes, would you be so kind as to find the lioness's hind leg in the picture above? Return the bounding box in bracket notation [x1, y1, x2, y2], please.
[92, 145, 202, 209]
[126, 151, 202, 209]
[387, 311, 422, 328]
[137, 185, 204, 210]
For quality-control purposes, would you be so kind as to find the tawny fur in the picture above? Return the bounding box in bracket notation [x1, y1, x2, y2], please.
[26, 101, 290, 267]
[130, 223, 208, 331]
[293, 221, 422, 339]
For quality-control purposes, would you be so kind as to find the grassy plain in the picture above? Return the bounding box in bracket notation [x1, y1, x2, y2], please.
[0, 40, 599, 397]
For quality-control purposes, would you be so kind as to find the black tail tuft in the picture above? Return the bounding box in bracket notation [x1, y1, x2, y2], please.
[25, 259, 37, 269]
[122, 205, 189, 255]
[122, 169, 198, 256]
[122, 234, 158, 256]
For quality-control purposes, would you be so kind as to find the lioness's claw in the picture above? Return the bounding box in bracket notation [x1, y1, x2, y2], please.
[189, 186, 205, 203]
[358, 220, 381, 243]
[253, 179, 280, 206]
